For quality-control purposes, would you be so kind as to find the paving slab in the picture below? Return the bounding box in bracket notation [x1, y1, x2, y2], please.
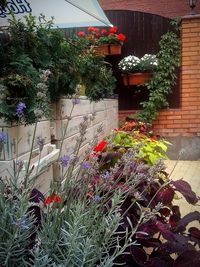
[165, 160, 200, 229]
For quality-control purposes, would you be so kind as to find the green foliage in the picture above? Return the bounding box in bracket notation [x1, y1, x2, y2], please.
[81, 61, 116, 101]
[112, 130, 170, 165]
[0, 180, 36, 266]
[0, 14, 115, 115]
[135, 21, 180, 123]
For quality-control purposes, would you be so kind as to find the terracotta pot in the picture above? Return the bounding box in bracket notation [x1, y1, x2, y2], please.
[122, 72, 153, 86]
[109, 43, 122, 55]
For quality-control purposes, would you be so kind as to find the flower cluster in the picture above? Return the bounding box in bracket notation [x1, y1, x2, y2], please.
[16, 102, 26, 118]
[118, 53, 158, 73]
[44, 193, 62, 205]
[77, 25, 126, 46]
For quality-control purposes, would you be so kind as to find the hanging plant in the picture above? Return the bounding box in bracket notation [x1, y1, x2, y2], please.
[135, 20, 180, 123]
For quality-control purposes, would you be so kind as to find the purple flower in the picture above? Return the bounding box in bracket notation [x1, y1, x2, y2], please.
[37, 136, 45, 152]
[93, 195, 101, 202]
[60, 155, 70, 167]
[103, 171, 110, 179]
[16, 102, 26, 117]
[73, 98, 81, 105]
[0, 131, 6, 144]
[16, 159, 24, 173]
[12, 215, 29, 229]
[82, 161, 90, 169]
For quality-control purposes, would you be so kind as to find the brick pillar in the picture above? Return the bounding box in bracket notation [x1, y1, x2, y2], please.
[152, 15, 200, 137]
[181, 15, 200, 136]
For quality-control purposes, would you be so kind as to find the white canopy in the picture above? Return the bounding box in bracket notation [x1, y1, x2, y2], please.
[0, 0, 112, 28]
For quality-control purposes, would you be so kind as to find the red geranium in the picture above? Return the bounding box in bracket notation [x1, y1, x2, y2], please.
[101, 29, 107, 35]
[77, 31, 85, 37]
[94, 27, 99, 32]
[88, 26, 95, 32]
[117, 33, 126, 42]
[109, 33, 114, 37]
[93, 140, 107, 152]
[109, 25, 118, 33]
[44, 193, 62, 205]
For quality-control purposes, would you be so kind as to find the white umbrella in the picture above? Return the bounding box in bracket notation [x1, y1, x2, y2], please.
[0, 0, 112, 28]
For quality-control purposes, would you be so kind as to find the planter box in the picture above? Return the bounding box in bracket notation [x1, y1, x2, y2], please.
[93, 44, 122, 56]
[109, 44, 122, 55]
[122, 72, 153, 86]
[93, 44, 109, 55]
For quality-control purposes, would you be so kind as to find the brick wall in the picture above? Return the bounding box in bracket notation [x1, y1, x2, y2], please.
[99, 0, 200, 18]
[119, 15, 200, 138]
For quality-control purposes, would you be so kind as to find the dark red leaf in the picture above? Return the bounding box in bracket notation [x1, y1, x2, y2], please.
[160, 207, 171, 217]
[172, 179, 199, 204]
[137, 238, 162, 248]
[172, 206, 181, 217]
[170, 206, 181, 228]
[155, 221, 175, 242]
[173, 250, 200, 267]
[29, 188, 44, 203]
[175, 211, 200, 232]
[147, 257, 171, 267]
[188, 227, 200, 239]
[130, 246, 147, 266]
[160, 234, 194, 254]
[137, 221, 158, 238]
[154, 186, 175, 205]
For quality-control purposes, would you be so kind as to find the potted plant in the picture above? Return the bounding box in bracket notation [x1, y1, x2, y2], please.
[118, 54, 158, 86]
[77, 25, 126, 55]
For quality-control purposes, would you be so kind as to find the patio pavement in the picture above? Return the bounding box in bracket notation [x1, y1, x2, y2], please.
[165, 160, 200, 228]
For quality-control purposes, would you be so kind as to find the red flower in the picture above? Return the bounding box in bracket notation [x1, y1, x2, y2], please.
[94, 27, 100, 32]
[44, 193, 62, 205]
[77, 31, 85, 37]
[101, 29, 107, 35]
[51, 193, 62, 202]
[109, 25, 118, 33]
[117, 182, 129, 191]
[87, 191, 93, 198]
[109, 33, 114, 37]
[88, 26, 95, 32]
[151, 135, 157, 141]
[44, 196, 52, 205]
[93, 140, 107, 152]
[117, 33, 126, 42]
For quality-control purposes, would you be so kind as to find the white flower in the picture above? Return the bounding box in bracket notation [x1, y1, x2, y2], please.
[119, 54, 157, 73]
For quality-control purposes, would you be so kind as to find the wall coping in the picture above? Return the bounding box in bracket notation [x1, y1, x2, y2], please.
[181, 14, 200, 20]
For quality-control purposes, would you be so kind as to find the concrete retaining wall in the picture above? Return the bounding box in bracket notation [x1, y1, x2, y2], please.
[0, 97, 119, 191]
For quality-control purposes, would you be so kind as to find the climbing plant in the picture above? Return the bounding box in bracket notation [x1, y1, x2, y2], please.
[135, 20, 180, 123]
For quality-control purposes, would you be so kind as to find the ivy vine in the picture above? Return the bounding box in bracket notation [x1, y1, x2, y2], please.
[135, 21, 180, 123]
